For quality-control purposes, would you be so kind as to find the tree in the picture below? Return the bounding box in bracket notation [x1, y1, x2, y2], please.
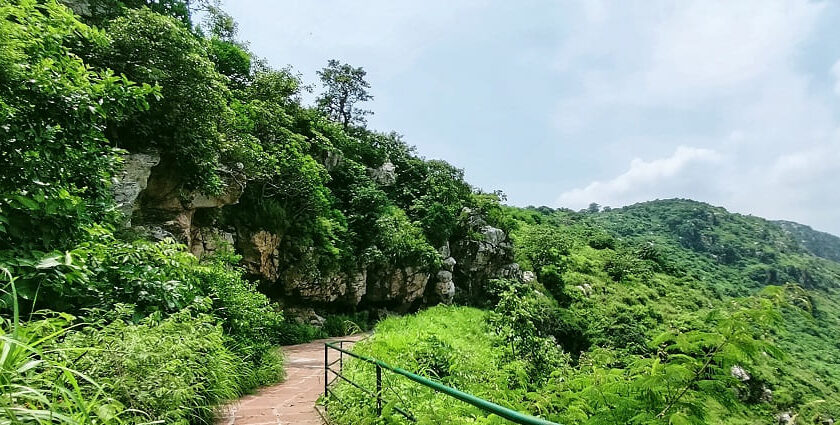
[316, 59, 373, 129]
[75, 0, 202, 26]
[518, 224, 571, 272]
[0, 0, 155, 250]
[101, 8, 232, 192]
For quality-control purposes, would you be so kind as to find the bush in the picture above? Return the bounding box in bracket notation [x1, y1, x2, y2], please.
[61, 304, 245, 424]
[2, 234, 203, 317]
[196, 255, 285, 386]
[0, 272, 128, 424]
[321, 312, 371, 337]
[277, 321, 326, 345]
[88, 238, 202, 316]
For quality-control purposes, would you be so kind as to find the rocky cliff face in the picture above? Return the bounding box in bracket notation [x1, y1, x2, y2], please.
[123, 156, 245, 258]
[114, 152, 518, 312]
[112, 152, 160, 226]
[449, 208, 521, 302]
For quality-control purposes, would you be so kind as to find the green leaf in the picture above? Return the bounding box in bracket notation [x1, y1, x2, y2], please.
[12, 195, 40, 211]
[669, 411, 692, 425]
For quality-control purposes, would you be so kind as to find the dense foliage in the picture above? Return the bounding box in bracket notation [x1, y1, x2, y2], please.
[0, 0, 503, 422]
[331, 200, 840, 425]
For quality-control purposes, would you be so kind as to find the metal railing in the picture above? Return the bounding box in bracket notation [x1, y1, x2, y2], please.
[323, 340, 560, 425]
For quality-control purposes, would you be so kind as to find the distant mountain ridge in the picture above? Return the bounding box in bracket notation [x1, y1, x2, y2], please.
[776, 220, 840, 263]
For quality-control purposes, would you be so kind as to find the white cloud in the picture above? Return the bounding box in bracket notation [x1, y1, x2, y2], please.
[552, 0, 840, 233]
[557, 146, 723, 209]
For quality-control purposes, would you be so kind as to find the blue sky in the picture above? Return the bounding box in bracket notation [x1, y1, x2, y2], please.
[219, 0, 840, 235]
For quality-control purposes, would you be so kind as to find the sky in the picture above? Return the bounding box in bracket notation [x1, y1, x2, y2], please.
[218, 0, 840, 235]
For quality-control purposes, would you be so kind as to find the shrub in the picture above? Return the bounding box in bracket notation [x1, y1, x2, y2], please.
[196, 255, 285, 386]
[0, 271, 128, 424]
[321, 312, 370, 337]
[3, 234, 203, 317]
[276, 321, 326, 346]
[0, 0, 155, 251]
[61, 304, 245, 424]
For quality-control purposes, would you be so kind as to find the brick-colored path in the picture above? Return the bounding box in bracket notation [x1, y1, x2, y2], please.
[217, 334, 367, 425]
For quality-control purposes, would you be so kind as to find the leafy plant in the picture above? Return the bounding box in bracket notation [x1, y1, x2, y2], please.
[60, 303, 243, 425]
[0, 269, 129, 424]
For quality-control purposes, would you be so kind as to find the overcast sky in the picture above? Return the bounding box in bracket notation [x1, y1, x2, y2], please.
[219, 0, 840, 235]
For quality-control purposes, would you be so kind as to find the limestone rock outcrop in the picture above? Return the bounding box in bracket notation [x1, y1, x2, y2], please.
[126, 162, 516, 311]
[190, 227, 235, 259]
[366, 266, 430, 309]
[450, 207, 517, 302]
[241, 231, 281, 281]
[112, 152, 160, 226]
[281, 269, 368, 306]
[368, 160, 397, 186]
[131, 159, 244, 257]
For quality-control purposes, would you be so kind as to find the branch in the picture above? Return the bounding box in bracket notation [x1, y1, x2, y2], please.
[656, 333, 732, 419]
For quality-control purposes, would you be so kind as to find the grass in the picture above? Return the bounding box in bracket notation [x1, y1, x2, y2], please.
[327, 306, 531, 425]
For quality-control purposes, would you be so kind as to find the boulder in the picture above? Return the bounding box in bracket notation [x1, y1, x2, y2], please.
[112, 152, 160, 226]
[574, 283, 594, 297]
[442, 257, 457, 271]
[776, 412, 793, 425]
[730, 365, 751, 382]
[241, 231, 281, 281]
[434, 270, 455, 304]
[761, 386, 773, 402]
[439, 242, 451, 258]
[368, 160, 397, 186]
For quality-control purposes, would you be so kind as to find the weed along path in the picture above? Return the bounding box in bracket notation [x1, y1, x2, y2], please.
[217, 334, 367, 425]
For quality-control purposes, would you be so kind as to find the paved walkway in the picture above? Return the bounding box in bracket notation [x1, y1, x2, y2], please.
[217, 334, 367, 425]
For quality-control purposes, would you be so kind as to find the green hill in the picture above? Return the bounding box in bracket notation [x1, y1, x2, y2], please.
[776, 220, 840, 263]
[330, 200, 840, 424]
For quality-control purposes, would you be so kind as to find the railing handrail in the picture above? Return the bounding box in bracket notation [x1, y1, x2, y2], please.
[324, 340, 560, 425]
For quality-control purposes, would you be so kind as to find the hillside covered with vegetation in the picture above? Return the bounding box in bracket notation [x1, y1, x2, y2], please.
[2, 1, 840, 425]
[330, 200, 840, 424]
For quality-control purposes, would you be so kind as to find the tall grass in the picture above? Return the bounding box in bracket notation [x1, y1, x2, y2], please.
[327, 306, 525, 425]
[0, 268, 128, 424]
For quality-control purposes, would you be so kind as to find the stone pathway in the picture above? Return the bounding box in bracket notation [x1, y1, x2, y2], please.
[217, 334, 367, 425]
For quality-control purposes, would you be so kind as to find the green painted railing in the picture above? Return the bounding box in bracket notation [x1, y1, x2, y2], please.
[324, 340, 560, 425]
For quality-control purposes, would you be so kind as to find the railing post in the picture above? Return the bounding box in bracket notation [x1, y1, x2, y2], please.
[324, 343, 329, 405]
[376, 364, 382, 416]
[339, 340, 344, 371]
